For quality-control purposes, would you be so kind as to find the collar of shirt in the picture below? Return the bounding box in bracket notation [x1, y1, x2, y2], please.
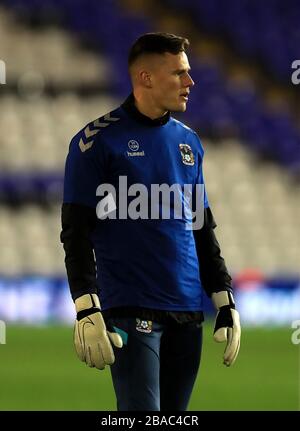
[121, 93, 170, 127]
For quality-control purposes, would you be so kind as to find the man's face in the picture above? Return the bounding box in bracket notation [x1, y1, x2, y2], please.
[149, 51, 194, 113]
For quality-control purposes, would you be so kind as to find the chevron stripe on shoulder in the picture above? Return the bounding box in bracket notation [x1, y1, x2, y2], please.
[79, 112, 120, 153]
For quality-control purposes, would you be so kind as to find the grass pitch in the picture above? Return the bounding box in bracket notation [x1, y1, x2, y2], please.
[0, 323, 298, 411]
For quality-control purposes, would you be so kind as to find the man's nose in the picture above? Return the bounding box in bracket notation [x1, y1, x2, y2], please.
[185, 74, 194, 87]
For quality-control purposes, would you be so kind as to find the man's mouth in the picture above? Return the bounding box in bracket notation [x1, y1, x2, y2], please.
[180, 92, 189, 101]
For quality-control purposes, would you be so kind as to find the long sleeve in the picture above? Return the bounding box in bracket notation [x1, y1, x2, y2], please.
[60, 203, 98, 301]
[193, 207, 233, 297]
[61, 127, 105, 301]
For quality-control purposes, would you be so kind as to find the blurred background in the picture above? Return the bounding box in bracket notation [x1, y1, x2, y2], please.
[0, 0, 299, 411]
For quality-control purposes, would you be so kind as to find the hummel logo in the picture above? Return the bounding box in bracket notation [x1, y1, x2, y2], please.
[127, 139, 145, 157]
[79, 113, 120, 152]
[128, 140, 139, 151]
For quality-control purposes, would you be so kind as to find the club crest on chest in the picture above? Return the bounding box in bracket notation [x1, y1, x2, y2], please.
[179, 144, 195, 166]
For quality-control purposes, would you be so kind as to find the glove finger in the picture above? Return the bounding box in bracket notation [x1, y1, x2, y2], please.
[74, 341, 85, 362]
[107, 331, 123, 348]
[229, 337, 240, 367]
[224, 310, 241, 366]
[86, 345, 94, 368]
[223, 327, 233, 365]
[98, 335, 115, 365]
[74, 323, 85, 362]
[224, 327, 240, 366]
[224, 338, 239, 367]
[213, 327, 227, 343]
[90, 343, 105, 370]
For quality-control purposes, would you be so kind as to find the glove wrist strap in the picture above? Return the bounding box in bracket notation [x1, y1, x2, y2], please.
[77, 307, 100, 321]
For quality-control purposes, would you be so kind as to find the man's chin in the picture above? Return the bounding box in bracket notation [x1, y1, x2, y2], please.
[171, 102, 187, 113]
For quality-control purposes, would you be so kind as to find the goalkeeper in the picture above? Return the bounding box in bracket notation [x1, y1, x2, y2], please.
[60, 32, 241, 411]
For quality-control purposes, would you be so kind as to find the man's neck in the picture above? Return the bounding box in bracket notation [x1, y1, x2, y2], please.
[133, 93, 167, 120]
[121, 93, 170, 127]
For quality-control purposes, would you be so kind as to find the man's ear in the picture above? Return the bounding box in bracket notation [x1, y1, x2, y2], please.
[140, 70, 152, 88]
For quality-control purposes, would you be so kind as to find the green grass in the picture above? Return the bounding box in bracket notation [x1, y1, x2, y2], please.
[0, 323, 298, 411]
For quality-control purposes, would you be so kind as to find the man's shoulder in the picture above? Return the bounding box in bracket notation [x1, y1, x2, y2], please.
[169, 117, 198, 137]
[70, 106, 125, 152]
[170, 117, 204, 156]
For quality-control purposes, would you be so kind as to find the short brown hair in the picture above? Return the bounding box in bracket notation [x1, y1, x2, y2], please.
[128, 32, 190, 67]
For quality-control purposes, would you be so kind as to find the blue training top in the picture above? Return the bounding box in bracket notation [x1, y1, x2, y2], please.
[63, 100, 209, 312]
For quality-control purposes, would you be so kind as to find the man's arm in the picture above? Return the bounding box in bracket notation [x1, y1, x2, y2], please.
[60, 129, 123, 369]
[60, 202, 98, 301]
[60, 202, 123, 369]
[193, 207, 232, 298]
[194, 207, 241, 366]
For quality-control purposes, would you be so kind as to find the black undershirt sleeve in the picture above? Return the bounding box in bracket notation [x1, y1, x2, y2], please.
[60, 203, 98, 301]
[193, 207, 233, 297]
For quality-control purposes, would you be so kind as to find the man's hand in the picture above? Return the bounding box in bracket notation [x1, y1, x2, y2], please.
[212, 291, 241, 367]
[74, 293, 123, 369]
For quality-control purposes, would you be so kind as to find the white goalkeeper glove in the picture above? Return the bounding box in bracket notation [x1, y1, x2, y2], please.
[212, 291, 241, 367]
[74, 293, 123, 370]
